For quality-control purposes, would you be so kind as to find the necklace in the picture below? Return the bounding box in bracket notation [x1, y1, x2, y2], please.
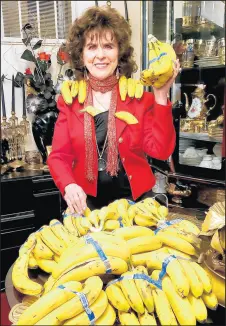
[96, 133, 108, 171]
[93, 91, 110, 112]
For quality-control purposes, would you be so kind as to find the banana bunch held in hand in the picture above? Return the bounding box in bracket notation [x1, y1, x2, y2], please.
[141, 34, 176, 88]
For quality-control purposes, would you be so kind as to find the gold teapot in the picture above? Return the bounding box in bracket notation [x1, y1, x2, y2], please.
[180, 85, 217, 133]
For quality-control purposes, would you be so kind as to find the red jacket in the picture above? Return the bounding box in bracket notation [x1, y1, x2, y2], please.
[48, 85, 176, 200]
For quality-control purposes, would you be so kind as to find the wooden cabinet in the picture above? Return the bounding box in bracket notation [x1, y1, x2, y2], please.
[1, 171, 61, 290]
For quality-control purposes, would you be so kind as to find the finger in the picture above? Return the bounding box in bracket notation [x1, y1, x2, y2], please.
[71, 193, 83, 215]
[65, 196, 75, 214]
[77, 192, 87, 213]
[67, 194, 80, 214]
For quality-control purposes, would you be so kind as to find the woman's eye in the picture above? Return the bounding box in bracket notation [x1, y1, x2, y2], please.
[104, 44, 112, 49]
[88, 45, 96, 50]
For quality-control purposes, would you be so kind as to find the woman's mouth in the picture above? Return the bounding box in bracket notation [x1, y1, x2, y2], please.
[94, 63, 109, 69]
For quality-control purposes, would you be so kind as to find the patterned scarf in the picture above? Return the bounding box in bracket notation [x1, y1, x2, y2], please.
[84, 74, 119, 182]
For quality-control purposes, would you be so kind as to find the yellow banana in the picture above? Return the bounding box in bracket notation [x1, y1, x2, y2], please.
[28, 253, 38, 269]
[74, 216, 92, 236]
[56, 276, 103, 321]
[157, 233, 198, 256]
[83, 207, 91, 217]
[188, 293, 208, 323]
[157, 205, 169, 218]
[146, 252, 190, 297]
[134, 215, 157, 227]
[115, 111, 138, 124]
[61, 80, 73, 105]
[35, 257, 57, 274]
[78, 79, 87, 104]
[39, 225, 66, 256]
[116, 199, 131, 226]
[128, 205, 137, 224]
[135, 80, 144, 100]
[138, 309, 157, 325]
[118, 311, 140, 325]
[47, 257, 128, 292]
[80, 105, 102, 117]
[119, 76, 128, 101]
[202, 292, 218, 310]
[113, 225, 154, 240]
[159, 227, 201, 248]
[132, 247, 169, 267]
[173, 220, 200, 236]
[152, 288, 178, 325]
[70, 80, 79, 98]
[165, 247, 192, 259]
[17, 281, 82, 325]
[19, 233, 36, 256]
[104, 219, 120, 231]
[135, 266, 154, 313]
[95, 304, 116, 325]
[179, 259, 203, 298]
[53, 254, 61, 263]
[128, 235, 162, 254]
[190, 262, 212, 293]
[88, 209, 100, 228]
[63, 211, 79, 236]
[127, 77, 136, 98]
[106, 283, 130, 312]
[33, 233, 54, 260]
[211, 230, 224, 254]
[120, 271, 145, 314]
[49, 219, 76, 248]
[64, 291, 108, 325]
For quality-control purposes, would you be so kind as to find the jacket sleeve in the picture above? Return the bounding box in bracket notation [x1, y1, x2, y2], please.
[47, 96, 76, 195]
[142, 93, 176, 160]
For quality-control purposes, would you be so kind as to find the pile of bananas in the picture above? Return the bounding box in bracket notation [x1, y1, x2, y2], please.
[141, 34, 176, 88]
[61, 76, 144, 106]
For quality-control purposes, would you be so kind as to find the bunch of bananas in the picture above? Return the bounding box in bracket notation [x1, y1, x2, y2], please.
[60, 76, 144, 106]
[141, 34, 176, 88]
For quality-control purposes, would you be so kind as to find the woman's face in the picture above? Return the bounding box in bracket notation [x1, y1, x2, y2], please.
[83, 30, 119, 80]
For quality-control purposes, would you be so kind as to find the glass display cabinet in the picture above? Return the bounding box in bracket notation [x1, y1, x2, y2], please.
[142, 1, 225, 184]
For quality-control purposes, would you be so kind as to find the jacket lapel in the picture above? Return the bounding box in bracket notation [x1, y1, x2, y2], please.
[71, 101, 85, 125]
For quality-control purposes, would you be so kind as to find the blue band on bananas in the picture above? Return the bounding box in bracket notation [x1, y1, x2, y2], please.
[84, 235, 112, 273]
[51, 221, 61, 226]
[158, 255, 176, 280]
[118, 217, 124, 228]
[154, 218, 183, 234]
[128, 200, 136, 205]
[106, 273, 162, 290]
[58, 285, 95, 325]
[148, 52, 167, 65]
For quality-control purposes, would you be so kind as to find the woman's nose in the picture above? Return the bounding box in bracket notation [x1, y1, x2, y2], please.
[96, 46, 105, 58]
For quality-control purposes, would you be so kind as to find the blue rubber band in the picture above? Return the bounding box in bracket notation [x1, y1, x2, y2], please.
[154, 218, 183, 234]
[158, 255, 176, 280]
[128, 200, 136, 205]
[51, 221, 61, 226]
[84, 235, 112, 273]
[106, 273, 162, 290]
[118, 217, 124, 228]
[149, 52, 167, 65]
[58, 285, 95, 325]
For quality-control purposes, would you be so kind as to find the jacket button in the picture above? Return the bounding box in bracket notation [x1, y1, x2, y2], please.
[118, 137, 123, 143]
[122, 157, 125, 162]
[129, 175, 132, 180]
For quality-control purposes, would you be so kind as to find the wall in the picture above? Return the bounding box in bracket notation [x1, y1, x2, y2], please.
[1, 1, 141, 121]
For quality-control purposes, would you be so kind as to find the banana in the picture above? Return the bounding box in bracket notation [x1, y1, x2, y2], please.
[146, 252, 190, 297]
[28, 253, 38, 269]
[156, 233, 198, 256]
[138, 309, 157, 325]
[63, 211, 79, 236]
[88, 209, 100, 228]
[165, 247, 192, 260]
[56, 276, 103, 321]
[35, 257, 58, 274]
[119, 271, 145, 314]
[128, 235, 162, 254]
[202, 292, 218, 310]
[78, 79, 87, 104]
[33, 233, 54, 260]
[159, 272, 196, 326]
[128, 205, 137, 224]
[61, 80, 73, 105]
[115, 111, 138, 124]
[54, 254, 61, 263]
[80, 105, 102, 117]
[118, 311, 140, 325]
[95, 304, 116, 325]
[19, 233, 36, 256]
[173, 220, 200, 236]
[119, 76, 128, 101]
[74, 216, 91, 236]
[83, 207, 91, 217]
[211, 230, 224, 254]
[135, 80, 144, 100]
[190, 262, 212, 294]
[34, 309, 62, 325]
[49, 219, 76, 248]
[134, 215, 157, 227]
[135, 266, 154, 313]
[159, 227, 201, 248]
[219, 226, 225, 250]
[144, 197, 160, 208]
[157, 205, 169, 218]
[104, 219, 120, 231]
[106, 283, 130, 312]
[46, 257, 128, 292]
[127, 78, 136, 98]
[179, 259, 204, 298]
[152, 288, 178, 325]
[70, 80, 79, 98]
[187, 293, 208, 323]
[116, 199, 131, 226]
[39, 225, 66, 256]
[114, 226, 154, 240]
[132, 247, 169, 267]
[64, 291, 108, 325]
[17, 281, 82, 325]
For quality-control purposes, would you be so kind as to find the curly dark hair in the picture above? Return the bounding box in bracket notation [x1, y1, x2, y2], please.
[66, 6, 138, 79]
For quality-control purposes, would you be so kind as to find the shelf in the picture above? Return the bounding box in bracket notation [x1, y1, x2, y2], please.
[180, 132, 222, 143]
[167, 171, 225, 186]
[181, 65, 225, 71]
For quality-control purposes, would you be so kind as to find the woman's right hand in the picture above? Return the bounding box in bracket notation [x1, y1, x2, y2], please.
[64, 183, 87, 214]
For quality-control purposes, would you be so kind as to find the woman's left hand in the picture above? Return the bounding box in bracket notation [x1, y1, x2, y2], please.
[153, 59, 181, 105]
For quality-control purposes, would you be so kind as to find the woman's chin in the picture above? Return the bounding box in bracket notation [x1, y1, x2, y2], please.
[90, 70, 114, 80]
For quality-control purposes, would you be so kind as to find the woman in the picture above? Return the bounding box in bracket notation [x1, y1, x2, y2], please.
[48, 6, 180, 214]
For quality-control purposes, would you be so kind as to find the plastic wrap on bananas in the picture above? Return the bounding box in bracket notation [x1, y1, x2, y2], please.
[141, 34, 176, 88]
